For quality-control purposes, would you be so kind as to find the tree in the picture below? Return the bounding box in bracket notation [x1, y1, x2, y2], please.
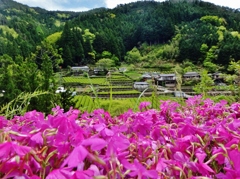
[181, 60, 197, 74]
[57, 88, 76, 112]
[28, 41, 63, 113]
[95, 58, 115, 70]
[101, 51, 112, 58]
[0, 63, 20, 104]
[228, 60, 240, 100]
[82, 29, 96, 63]
[193, 70, 214, 98]
[124, 47, 142, 64]
[200, 16, 227, 27]
[0, 55, 17, 105]
[0, 54, 43, 106]
[111, 55, 120, 66]
[62, 45, 73, 67]
[203, 46, 219, 72]
[73, 35, 84, 65]
[0, 41, 63, 113]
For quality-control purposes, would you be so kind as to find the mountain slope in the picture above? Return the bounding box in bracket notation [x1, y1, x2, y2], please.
[0, 0, 240, 69]
[0, 0, 80, 58]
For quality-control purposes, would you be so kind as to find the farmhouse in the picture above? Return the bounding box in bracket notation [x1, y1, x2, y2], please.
[211, 72, 224, 79]
[183, 72, 200, 80]
[211, 72, 224, 84]
[94, 67, 105, 75]
[119, 67, 127, 72]
[155, 73, 176, 87]
[142, 72, 160, 79]
[151, 72, 160, 78]
[71, 66, 89, 72]
[141, 73, 152, 80]
[133, 82, 149, 91]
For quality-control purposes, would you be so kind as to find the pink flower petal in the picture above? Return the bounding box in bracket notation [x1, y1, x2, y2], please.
[61, 145, 88, 168]
[82, 138, 107, 151]
[46, 169, 72, 179]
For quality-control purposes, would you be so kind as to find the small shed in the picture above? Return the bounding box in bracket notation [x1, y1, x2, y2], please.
[133, 82, 149, 91]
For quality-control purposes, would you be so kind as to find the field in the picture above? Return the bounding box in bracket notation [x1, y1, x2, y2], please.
[73, 94, 182, 115]
[64, 71, 237, 116]
[64, 72, 183, 116]
[63, 76, 108, 85]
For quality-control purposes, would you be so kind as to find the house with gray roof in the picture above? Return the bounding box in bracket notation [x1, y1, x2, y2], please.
[133, 82, 149, 91]
[155, 73, 176, 87]
[183, 72, 200, 80]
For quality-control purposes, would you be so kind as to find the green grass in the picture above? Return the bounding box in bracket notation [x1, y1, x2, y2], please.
[73, 95, 95, 113]
[109, 75, 130, 79]
[123, 71, 142, 80]
[98, 86, 132, 89]
[97, 90, 140, 95]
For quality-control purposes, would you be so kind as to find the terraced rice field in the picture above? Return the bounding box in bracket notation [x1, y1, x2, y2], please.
[63, 77, 107, 85]
[72, 95, 179, 114]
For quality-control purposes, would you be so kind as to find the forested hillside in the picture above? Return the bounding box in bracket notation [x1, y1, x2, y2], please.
[1, 0, 240, 68]
[62, 0, 240, 69]
[0, 0, 78, 58]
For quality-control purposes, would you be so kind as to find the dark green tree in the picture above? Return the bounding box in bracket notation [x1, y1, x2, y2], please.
[28, 41, 63, 113]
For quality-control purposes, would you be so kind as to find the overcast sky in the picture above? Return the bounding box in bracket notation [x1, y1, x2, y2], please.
[13, 0, 240, 12]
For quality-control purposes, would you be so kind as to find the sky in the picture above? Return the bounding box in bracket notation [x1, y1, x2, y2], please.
[13, 0, 240, 12]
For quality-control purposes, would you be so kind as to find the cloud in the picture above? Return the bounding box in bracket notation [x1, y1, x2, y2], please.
[14, 0, 106, 11]
[15, 0, 65, 10]
[203, 0, 240, 9]
[105, 0, 240, 9]
[14, 0, 240, 12]
[105, 0, 164, 9]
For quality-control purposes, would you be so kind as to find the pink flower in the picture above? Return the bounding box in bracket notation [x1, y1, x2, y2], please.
[122, 159, 158, 178]
[61, 145, 88, 168]
[46, 169, 72, 179]
[0, 142, 31, 158]
[139, 101, 151, 111]
[195, 150, 215, 176]
[30, 132, 43, 146]
[82, 137, 107, 151]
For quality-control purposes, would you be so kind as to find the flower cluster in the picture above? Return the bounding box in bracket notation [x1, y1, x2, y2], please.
[0, 96, 240, 178]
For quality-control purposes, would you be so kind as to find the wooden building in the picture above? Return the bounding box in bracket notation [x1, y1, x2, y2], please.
[133, 82, 149, 91]
[155, 74, 176, 87]
[71, 66, 89, 75]
[183, 72, 201, 80]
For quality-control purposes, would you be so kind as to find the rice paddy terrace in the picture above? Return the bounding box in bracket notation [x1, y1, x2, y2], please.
[62, 71, 235, 115]
[62, 72, 164, 114]
[63, 72, 142, 98]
